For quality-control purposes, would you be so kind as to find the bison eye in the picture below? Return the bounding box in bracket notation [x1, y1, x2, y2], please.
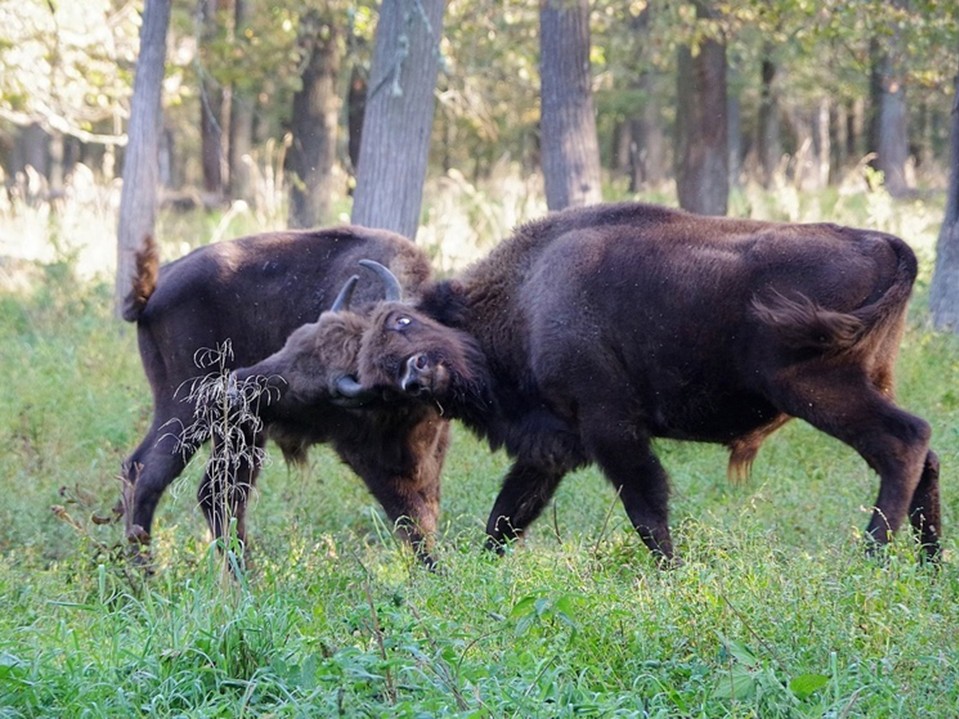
[393, 316, 412, 330]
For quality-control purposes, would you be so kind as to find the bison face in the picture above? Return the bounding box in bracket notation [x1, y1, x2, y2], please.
[357, 303, 462, 399]
[231, 309, 374, 411]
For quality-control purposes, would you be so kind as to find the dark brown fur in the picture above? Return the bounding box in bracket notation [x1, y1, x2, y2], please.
[121, 227, 449, 567]
[350, 202, 941, 563]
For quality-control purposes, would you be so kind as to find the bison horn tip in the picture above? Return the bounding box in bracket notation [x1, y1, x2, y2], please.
[330, 274, 360, 313]
[359, 259, 403, 302]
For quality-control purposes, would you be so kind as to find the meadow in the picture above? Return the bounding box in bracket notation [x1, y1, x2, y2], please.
[1, 169, 958, 717]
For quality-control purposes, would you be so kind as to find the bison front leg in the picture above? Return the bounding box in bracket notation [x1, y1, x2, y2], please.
[197, 432, 265, 560]
[582, 423, 675, 565]
[484, 460, 567, 553]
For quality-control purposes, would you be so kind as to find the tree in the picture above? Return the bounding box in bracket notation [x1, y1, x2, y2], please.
[869, 32, 911, 197]
[539, 0, 602, 211]
[115, 0, 171, 316]
[288, 10, 342, 229]
[198, 0, 226, 199]
[675, 1, 728, 216]
[929, 53, 959, 332]
[228, 0, 254, 202]
[351, 0, 446, 239]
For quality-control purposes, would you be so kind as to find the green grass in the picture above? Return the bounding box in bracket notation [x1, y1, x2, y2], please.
[2, 196, 959, 716]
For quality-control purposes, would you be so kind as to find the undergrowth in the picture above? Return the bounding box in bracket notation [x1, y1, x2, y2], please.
[0, 184, 957, 717]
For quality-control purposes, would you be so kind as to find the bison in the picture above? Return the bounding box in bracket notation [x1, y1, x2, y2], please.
[120, 227, 449, 567]
[337, 201, 940, 564]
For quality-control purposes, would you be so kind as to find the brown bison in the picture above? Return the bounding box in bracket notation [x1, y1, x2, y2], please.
[338, 202, 940, 564]
[120, 228, 449, 566]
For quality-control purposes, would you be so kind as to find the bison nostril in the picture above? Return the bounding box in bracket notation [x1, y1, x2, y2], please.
[413, 353, 429, 371]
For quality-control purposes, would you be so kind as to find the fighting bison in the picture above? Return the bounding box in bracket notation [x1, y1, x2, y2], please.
[120, 228, 449, 566]
[339, 201, 940, 564]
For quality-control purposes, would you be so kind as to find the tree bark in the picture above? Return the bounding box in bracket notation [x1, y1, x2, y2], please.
[199, 0, 225, 199]
[351, 0, 445, 240]
[929, 55, 959, 332]
[675, 3, 728, 216]
[288, 13, 342, 229]
[539, 0, 602, 211]
[758, 50, 781, 187]
[228, 0, 254, 202]
[115, 0, 171, 316]
[869, 28, 911, 197]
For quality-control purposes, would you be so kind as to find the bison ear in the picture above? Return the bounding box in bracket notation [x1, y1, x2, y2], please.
[359, 259, 402, 302]
[329, 274, 360, 315]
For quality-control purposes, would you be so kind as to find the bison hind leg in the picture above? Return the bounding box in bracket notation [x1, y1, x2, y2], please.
[909, 449, 942, 564]
[726, 415, 792, 484]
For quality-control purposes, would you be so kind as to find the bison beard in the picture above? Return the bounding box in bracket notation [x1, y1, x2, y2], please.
[342, 201, 941, 565]
[120, 228, 449, 569]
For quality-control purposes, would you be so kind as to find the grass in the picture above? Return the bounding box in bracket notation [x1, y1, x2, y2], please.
[1, 179, 959, 717]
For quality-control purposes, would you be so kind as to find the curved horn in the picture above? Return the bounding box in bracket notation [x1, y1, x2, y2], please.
[359, 259, 402, 302]
[331, 374, 380, 407]
[330, 274, 360, 313]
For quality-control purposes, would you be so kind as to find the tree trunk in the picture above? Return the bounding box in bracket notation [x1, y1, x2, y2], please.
[351, 0, 445, 240]
[288, 13, 342, 229]
[115, 0, 171, 316]
[228, 0, 254, 202]
[347, 63, 367, 174]
[869, 30, 911, 196]
[758, 50, 781, 187]
[199, 0, 225, 199]
[675, 2, 728, 216]
[539, 0, 602, 211]
[929, 56, 959, 332]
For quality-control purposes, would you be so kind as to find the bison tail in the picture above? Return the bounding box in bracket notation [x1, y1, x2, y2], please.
[751, 291, 866, 351]
[121, 235, 159, 322]
[753, 233, 917, 353]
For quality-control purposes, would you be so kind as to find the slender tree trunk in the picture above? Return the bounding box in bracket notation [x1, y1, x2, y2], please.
[228, 0, 254, 202]
[347, 63, 367, 174]
[758, 50, 781, 187]
[288, 13, 342, 229]
[115, 0, 171, 316]
[675, 1, 728, 216]
[930, 55, 959, 332]
[539, 0, 602, 211]
[351, 0, 445, 240]
[199, 0, 225, 199]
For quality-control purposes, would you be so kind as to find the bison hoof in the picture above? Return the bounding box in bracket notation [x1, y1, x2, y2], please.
[126, 524, 151, 545]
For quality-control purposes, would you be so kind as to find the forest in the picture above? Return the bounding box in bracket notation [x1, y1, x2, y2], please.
[2, 1, 959, 717]
[3, 1, 957, 226]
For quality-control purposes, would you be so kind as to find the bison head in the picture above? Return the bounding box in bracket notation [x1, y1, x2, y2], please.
[336, 261, 494, 418]
[229, 275, 378, 411]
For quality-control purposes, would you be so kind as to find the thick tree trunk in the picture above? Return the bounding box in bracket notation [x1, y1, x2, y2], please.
[115, 0, 171, 316]
[675, 2, 728, 216]
[929, 59, 959, 332]
[539, 0, 602, 211]
[351, 0, 445, 240]
[869, 32, 911, 197]
[228, 0, 254, 202]
[288, 13, 342, 229]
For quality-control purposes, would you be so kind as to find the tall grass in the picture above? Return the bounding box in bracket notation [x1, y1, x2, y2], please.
[0, 173, 957, 717]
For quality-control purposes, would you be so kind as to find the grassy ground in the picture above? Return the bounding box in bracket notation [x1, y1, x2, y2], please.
[1, 186, 959, 717]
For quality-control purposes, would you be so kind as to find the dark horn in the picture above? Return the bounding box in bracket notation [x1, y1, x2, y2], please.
[359, 259, 402, 302]
[330, 274, 360, 313]
[331, 374, 380, 407]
